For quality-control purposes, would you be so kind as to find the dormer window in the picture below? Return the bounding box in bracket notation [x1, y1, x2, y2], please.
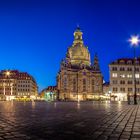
[120, 60, 125, 64]
[135, 61, 139, 65]
[127, 60, 132, 64]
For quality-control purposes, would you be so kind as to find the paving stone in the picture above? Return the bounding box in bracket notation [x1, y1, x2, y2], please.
[0, 101, 139, 140]
[130, 138, 140, 140]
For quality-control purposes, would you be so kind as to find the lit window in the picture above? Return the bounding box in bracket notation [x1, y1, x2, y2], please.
[120, 74, 125, 78]
[120, 60, 125, 64]
[127, 74, 132, 78]
[135, 74, 140, 78]
[112, 73, 117, 77]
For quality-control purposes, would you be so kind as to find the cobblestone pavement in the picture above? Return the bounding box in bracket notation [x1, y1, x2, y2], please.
[0, 101, 140, 140]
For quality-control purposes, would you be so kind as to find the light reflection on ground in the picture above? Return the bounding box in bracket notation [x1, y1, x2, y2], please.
[0, 101, 138, 140]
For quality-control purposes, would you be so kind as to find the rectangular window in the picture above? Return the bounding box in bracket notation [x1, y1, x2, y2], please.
[112, 80, 117, 84]
[136, 88, 140, 92]
[127, 68, 132, 71]
[112, 67, 117, 71]
[128, 88, 132, 92]
[127, 74, 132, 78]
[128, 81, 133, 84]
[120, 67, 125, 71]
[120, 88, 125, 92]
[120, 74, 125, 78]
[112, 73, 117, 78]
[120, 80, 124, 84]
[113, 87, 117, 92]
[135, 74, 140, 78]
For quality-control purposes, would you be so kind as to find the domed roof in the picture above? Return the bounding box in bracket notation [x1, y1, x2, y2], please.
[66, 27, 91, 66]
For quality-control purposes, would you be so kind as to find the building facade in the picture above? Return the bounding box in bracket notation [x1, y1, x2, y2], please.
[0, 70, 38, 100]
[40, 86, 57, 101]
[109, 58, 140, 101]
[57, 27, 103, 101]
[103, 82, 111, 99]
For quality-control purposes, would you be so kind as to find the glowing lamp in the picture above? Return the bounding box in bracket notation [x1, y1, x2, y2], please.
[129, 35, 140, 46]
[6, 71, 10, 76]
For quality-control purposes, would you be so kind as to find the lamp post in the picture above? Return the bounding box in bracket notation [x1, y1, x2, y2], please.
[109, 90, 111, 101]
[129, 35, 140, 105]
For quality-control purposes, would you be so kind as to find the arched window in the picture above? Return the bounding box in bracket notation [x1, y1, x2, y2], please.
[73, 78, 76, 92]
[92, 79, 94, 85]
[136, 61, 139, 65]
[83, 79, 86, 91]
[92, 79, 94, 92]
[63, 77, 67, 91]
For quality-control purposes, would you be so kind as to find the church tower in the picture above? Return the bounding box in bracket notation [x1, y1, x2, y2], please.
[93, 53, 100, 71]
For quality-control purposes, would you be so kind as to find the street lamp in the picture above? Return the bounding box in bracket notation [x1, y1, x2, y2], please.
[6, 71, 10, 76]
[129, 35, 140, 105]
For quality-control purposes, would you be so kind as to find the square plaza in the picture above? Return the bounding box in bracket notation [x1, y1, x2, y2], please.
[0, 101, 140, 140]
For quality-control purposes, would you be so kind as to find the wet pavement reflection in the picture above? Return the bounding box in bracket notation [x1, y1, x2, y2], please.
[0, 101, 139, 140]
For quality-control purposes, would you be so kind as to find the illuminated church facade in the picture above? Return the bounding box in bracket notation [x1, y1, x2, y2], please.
[57, 27, 103, 101]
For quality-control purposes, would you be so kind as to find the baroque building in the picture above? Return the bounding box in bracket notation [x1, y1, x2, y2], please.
[57, 27, 103, 101]
[0, 70, 38, 100]
[109, 58, 140, 101]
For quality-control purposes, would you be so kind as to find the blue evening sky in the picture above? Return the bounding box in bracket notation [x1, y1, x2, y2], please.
[0, 0, 140, 91]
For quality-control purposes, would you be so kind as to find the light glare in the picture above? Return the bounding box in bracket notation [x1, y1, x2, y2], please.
[129, 35, 140, 46]
[6, 71, 10, 76]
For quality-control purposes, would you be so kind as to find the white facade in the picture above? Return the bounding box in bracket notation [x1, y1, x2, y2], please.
[109, 58, 140, 101]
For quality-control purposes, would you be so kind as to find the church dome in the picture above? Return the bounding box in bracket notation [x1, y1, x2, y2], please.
[66, 27, 91, 66]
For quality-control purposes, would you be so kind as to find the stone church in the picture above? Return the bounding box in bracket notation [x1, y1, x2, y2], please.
[57, 27, 103, 101]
